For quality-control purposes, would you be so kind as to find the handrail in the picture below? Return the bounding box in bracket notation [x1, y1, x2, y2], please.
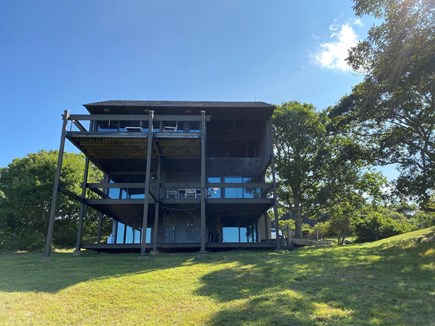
[207, 182, 272, 188]
[68, 114, 205, 121]
[87, 183, 145, 189]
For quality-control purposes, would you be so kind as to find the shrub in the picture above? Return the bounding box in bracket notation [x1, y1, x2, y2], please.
[353, 208, 415, 242]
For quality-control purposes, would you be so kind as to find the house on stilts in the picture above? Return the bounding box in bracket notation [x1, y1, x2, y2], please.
[44, 100, 280, 256]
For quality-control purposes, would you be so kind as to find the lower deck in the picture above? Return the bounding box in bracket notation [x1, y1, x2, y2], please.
[82, 242, 281, 253]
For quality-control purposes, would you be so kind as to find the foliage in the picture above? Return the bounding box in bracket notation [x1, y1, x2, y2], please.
[343, 0, 435, 211]
[312, 221, 330, 240]
[413, 210, 435, 228]
[0, 228, 433, 325]
[0, 151, 104, 250]
[353, 206, 416, 242]
[273, 101, 387, 239]
[273, 101, 328, 238]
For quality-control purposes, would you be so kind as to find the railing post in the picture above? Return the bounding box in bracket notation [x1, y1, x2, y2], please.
[44, 110, 70, 257]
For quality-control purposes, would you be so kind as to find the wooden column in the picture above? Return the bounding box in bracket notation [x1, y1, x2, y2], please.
[151, 154, 161, 254]
[97, 173, 108, 244]
[44, 110, 70, 257]
[140, 110, 154, 256]
[268, 118, 281, 250]
[199, 111, 207, 253]
[73, 156, 90, 255]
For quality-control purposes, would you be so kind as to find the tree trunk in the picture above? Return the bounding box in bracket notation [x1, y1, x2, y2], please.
[294, 200, 303, 239]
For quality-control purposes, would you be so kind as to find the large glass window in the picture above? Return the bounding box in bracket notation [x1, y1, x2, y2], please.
[115, 222, 151, 244]
[222, 224, 257, 243]
[222, 227, 239, 242]
[207, 176, 262, 199]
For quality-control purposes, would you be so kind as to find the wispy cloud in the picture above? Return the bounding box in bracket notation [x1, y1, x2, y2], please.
[353, 18, 364, 27]
[314, 22, 360, 72]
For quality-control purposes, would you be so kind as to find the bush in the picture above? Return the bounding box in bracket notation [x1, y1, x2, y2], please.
[353, 208, 415, 242]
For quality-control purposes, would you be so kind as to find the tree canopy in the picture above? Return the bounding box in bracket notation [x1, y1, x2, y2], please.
[342, 0, 435, 211]
[0, 151, 104, 250]
[273, 101, 385, 239]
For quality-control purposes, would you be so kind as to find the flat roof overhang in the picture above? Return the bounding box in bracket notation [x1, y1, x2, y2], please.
[83, 100, 275, 121]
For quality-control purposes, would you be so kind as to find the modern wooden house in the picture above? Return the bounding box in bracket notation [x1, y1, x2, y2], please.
[44, 101, 280, 256]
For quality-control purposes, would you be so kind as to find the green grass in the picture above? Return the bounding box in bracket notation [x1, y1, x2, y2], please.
[0, 228, 434, 325]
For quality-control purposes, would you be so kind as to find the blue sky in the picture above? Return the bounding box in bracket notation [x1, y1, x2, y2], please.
[1, 0, 395, 176]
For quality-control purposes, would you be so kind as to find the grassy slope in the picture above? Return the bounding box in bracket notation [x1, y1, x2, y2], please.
[0, 228, 433, 326]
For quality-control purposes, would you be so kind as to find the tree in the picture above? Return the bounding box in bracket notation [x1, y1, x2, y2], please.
[273, 101, 327, 238]
[274, 101, 387, 239]
[345, 0, 435, 211]
[0, 151, 104, 250]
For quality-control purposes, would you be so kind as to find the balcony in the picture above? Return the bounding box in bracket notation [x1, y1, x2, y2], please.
[66, 114, 203, 139]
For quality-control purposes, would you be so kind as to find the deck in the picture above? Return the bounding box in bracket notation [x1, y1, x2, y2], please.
[82, 242, 280, 253]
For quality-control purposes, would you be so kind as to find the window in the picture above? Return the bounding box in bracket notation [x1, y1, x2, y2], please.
[208, 177, 221, 198]
[115, 223, 151, 244]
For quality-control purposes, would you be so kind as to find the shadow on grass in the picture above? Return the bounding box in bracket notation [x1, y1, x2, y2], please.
[195, 231, 435, 325]
[0, 229, 433, 325]
[0, 251, 195, 293]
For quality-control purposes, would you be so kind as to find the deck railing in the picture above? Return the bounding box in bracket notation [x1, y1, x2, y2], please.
[68, 114, 203, 135]
[86, 182, 272, 200]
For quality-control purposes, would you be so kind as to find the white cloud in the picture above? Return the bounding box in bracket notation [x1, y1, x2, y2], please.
[314, 22, 359, 72]
[353, 18, 364, 27]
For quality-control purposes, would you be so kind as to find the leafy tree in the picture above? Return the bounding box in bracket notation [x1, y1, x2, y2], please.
[344, 0, 435, 211]
[273, 101, 327, 238]
[0, 151, 104, 250]
[312, 221, 330, 241]
[273, 101, 386, 239]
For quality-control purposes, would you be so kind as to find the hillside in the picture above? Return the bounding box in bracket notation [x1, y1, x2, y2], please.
[0, 228, 433, 325]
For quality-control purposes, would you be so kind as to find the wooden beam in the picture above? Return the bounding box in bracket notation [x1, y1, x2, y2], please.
[199, 110, 207, 254]
[152, 155, 161, 254]
[74, 156, 90, 254]
[88, 199, 155, 205]
[140, 110, 154, 256]
[72, 120, 87, 132]
[97, 173, 108, 244]
[44, 110, 69, 257]
[268, 118, 281, 250]
[87, 183, 146, 189]
[59, 185, 85, 203]
[89, 187, 109, 199]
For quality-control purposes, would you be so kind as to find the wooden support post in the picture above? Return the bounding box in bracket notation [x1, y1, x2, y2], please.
[199, 110, 207, 254]
[268, 118, 281, 250]
[264, 214, 269, 241]
[73, 156, 90, 255]
[151, 154, 161, 255]
[140, 110, 154, 256]
[97, 173, 108, 244]
[113, 221, 118, 243]
[44, 110, 70, 257]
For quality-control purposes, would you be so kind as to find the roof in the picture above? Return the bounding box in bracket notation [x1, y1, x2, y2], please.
[83, 100, 275, 120]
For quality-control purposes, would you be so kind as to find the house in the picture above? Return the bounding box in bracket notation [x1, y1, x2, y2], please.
[43, 100, 280, 256]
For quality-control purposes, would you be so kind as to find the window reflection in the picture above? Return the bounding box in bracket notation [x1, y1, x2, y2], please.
[207, 176, 262, 198]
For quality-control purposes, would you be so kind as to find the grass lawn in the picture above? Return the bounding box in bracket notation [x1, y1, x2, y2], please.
[0, 228, 434, 325]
